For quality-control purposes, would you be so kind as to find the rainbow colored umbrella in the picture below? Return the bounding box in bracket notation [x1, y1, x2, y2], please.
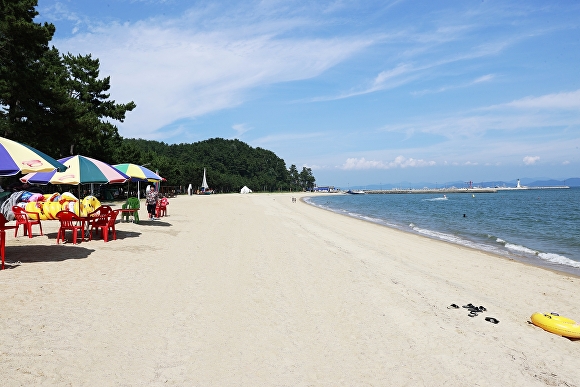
[113, 163, 163, 199]
[20, 155, 129, 185]
[0, 137, 67, 176]
[113, 163, 162, 182]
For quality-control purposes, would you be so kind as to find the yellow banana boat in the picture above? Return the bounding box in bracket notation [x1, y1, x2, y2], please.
[530, 313, 580, 339]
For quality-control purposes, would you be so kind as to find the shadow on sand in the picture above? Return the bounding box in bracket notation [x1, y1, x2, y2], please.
[3, 244, 94, 269]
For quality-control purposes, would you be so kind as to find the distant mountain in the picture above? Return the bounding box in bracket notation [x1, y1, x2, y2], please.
[479, 178, 580, 188]
[352, 177, 580, 190]
[528, 178, 580, 187]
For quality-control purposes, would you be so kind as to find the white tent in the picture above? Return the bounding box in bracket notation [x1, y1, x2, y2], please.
[240, 186, 252, 194]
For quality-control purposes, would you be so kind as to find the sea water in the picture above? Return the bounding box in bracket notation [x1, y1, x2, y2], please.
[305, 187, 580, 276]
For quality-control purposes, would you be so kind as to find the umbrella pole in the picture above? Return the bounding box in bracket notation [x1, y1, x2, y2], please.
[137, 181, 140, 200]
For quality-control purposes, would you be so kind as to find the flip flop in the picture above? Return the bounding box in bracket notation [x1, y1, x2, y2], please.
[478, 306, 487, 312]
[485, 317, 499, 324]
[468, 311, 478, 317]
[462, 303, 475, 309]
[447, 304, 460, 309]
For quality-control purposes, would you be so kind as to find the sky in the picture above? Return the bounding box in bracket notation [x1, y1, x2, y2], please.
[36, 0, 580, 187]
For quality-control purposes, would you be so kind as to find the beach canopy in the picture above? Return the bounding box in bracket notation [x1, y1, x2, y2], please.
[114, 163, 164, 200]
[0, 137, 67, 176]
[113, 163, 163, 182]
[20, 155, 129, 185]
[240, 186, 252, 194]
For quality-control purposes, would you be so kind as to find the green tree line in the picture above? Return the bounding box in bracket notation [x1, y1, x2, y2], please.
[0, 0, 315, 193]
[112, 138, 315, 193]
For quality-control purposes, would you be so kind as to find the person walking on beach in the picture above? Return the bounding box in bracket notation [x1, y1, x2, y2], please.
[146, 185, 159, 220]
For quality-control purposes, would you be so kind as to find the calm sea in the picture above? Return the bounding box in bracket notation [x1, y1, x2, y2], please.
[305, 187, 580, 276]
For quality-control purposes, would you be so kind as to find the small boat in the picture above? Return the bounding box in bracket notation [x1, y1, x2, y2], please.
[346, 190, 365, 194]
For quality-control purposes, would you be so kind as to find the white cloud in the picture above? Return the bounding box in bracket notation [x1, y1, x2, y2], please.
[380, 89, 580, 140]
[53, 10, 373, 139]
[252, 131, 327, 147]
[321, 24, 523, 101]
[303, 163, 324, 170]
[491, 89, 580, 110]
[231, 123, 251, 138]
[563, 160, 570, 165]
[340, 156, 435, 170]
[473, 74, 495, 84]
[412, 73, 496, 96]
[523, 156, 540, 165]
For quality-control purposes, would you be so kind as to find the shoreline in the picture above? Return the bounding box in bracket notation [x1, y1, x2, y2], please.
[302, 193, 580, 279]
[1, 192, 579, 386]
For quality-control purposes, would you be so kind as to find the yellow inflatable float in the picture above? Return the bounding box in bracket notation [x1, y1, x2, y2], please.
[23, 193, 101, 219]
[79, 195, 100, 216]
[530, 313, 580, 339]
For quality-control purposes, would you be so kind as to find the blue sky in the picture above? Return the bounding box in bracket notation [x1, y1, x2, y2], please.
[37, 0, 580, 187]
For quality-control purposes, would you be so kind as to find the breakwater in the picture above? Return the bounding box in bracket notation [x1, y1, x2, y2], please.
[363, 188, 497, 194]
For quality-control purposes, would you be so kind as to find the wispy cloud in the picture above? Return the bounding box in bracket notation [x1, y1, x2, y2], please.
[231, 123, 251, 139]
[340, 156, 436, 170]
[40, 2, 85, 34]
[314, 31, 521, 102]
[253, 131, 327, 146]
[380, 88, 580, 140]
[490, 89, 580, 110]
[412, 74, 496, 96]
[52, 5, 374, 139]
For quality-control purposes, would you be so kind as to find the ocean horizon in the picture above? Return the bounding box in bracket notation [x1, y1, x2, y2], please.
[305, 187, 580, 277]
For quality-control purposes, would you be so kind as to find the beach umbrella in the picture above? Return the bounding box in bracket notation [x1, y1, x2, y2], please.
[20, 155, 129, 186]
[113, 163, 163, 199]
[113, 163, 162, 182]
[0, 137, 67, 176]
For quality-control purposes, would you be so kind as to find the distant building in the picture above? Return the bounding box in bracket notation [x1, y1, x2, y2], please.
[313, 186, 338, 192]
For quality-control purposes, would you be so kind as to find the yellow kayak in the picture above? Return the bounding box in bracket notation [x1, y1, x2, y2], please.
[530, 313, 580, 339]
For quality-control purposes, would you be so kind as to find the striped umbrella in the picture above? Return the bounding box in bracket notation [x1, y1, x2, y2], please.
[20, 155, 129, 185]
[113, 163, 162, 182]
[113, 163, 163, 199]
[0, 137, 67, 176]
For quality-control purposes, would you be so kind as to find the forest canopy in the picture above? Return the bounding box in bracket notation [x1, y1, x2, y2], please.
[0, 0, 315, 192]
[115, 138, 315, 193]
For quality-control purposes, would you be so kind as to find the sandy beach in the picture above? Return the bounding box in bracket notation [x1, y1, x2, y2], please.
[1, 192, 579, 386]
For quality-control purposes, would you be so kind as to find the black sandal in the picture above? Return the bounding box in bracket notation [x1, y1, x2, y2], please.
[447, 304, 460, 309]
[485, 317, 499, 324]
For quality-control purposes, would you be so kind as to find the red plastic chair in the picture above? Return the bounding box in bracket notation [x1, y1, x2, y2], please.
[90, 209, 118, 242]
[156, 197, 168, 217]
[56, 210, 85, 244]
[86, 205, 111, 236]
[12, 206, 43, 238]
[0, 213, 10, 269]
[87, 205, 112, 222]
